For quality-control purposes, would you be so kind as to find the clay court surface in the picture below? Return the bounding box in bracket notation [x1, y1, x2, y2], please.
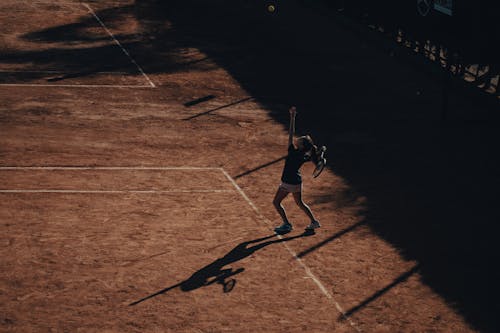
[1, 1, 498, 332]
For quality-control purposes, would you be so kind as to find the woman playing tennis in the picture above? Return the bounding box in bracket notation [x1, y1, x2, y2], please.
[273, 106, 322, 234]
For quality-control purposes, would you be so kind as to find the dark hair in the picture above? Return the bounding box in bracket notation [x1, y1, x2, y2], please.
[298, 135, 314, 151]
[299, 135, 320, 165]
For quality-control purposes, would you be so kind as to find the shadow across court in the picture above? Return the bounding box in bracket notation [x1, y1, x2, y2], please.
[127, 1, 500, 331]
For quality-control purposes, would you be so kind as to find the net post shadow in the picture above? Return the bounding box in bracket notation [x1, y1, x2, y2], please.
[182, 97, 254, 120]
[339, 264, 421, 320]
[183, 94, 216, 107]
[233, 155, 287, 179]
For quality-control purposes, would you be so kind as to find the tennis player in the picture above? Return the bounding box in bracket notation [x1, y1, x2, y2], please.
[273, 106, 321, 234]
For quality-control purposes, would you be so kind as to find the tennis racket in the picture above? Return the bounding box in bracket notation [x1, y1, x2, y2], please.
[312, 146, 327, 178]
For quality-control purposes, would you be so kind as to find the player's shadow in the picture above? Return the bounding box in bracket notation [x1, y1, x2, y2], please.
[129, 230, 314, 306]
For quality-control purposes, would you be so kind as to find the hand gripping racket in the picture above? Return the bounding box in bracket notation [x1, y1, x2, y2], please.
[312, 146, 327, 178]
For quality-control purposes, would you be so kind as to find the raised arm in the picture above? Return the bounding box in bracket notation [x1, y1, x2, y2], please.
[288, 106, 296, 147]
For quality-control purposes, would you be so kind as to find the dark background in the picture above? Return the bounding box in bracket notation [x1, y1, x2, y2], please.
[318, 0, 500, 65]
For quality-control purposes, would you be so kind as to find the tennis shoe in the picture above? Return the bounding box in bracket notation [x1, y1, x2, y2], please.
[274, 223, 293, 234]
[306, 220, 321, 230]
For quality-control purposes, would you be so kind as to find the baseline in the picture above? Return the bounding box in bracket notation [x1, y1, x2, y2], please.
[0, 70, 132, 75]
[0, 190, 232, 194]
[0, 84, 153, 88]
[0, 167, 219, 170]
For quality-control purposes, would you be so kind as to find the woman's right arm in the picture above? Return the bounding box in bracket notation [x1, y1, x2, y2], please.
[288, 106, 296, 147]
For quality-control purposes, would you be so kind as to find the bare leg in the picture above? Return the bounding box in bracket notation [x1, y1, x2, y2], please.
[292, 191, 316, 222]
[273, 187, 290, 224]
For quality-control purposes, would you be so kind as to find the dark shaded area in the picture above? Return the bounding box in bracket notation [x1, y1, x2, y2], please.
[324, 0, 500, 65]
[320, 1, 500, 96]
[46, 68, 113, 82]
[23, 16, 126, 43]
[7, 1, 499, 330]
[127, 1, 499, 331]
[0, 44, 134, 79]
[130, 231, 314, 306]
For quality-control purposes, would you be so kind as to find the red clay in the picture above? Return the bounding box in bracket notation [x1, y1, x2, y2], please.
[0, 1, 489, 332]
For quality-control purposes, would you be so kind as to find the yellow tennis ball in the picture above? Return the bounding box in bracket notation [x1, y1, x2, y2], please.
[267, 4, 276, 13]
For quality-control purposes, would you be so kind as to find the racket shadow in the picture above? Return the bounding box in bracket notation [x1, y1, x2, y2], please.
[129, 230, 314, 306]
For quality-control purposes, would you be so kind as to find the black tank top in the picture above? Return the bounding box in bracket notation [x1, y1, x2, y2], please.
[281, 145, 311, 184]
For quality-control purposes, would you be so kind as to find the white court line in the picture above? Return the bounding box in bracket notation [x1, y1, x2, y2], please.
[0, 70, 131, 75]
[0, 166, 220, 170]
[83, 3, 156, 88]
[0, 167, 231, 193]
[0, 84, 152, 88]
[0, 190, 232, 193]
[220, 168, 362, 333]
